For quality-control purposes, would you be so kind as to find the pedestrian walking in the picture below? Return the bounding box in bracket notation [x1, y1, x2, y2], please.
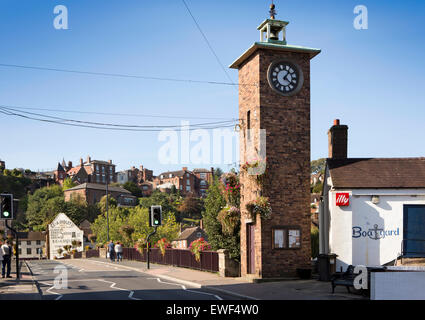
[114, 242, 123, 262]
[0, 240, 3, 274]
[1, 240, 13, 278]
[107, 240, 115, 262]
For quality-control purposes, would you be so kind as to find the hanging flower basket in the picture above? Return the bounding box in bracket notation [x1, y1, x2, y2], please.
[241, 158, 268, 186]
[155, 238, 171, 256]
[189, 238, 211, 262]
[217, 206, 240, 235]
[246, 196, 272, 222]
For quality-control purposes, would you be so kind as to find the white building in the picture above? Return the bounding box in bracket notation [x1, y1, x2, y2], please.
[48, 213, 84, 259]
[320, 120, 425, 271]
[17, 232, 46, 259]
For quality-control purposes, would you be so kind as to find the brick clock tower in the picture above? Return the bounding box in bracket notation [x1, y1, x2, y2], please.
[230, 4, 321, 278]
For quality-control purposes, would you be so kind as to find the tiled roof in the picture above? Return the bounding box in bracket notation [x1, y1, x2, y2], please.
[17, 232, 45, 241]
[176, 227, 203, 240]
[192, 168, 211, 173]
[63, 183, 131, 194]
[158, 170, 185, 178]
[328, 158, 425, 189]
[67, 166, 83, 175]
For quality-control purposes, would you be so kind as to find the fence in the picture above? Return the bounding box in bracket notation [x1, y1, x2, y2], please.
[85, 249, 99, 258]
[122, 247, 219, 273]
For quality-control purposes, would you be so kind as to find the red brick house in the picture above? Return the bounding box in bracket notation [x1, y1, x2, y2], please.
[64, 183, 137, 206]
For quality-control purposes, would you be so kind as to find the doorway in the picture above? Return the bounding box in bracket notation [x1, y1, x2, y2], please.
[403, 205, 425, 257]
[247, 224, 255, 274]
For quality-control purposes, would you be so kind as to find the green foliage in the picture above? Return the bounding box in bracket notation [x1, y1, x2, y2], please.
[203, 178, 240, 262]
[177, 196, 204, 220]
[25, 185, 98, 231]
[311, 181, 324, 194]
[0, 172, 31, 198]
[91, 205, 180, 248]
[213, 167, 224, 179]
[62, 178, 77, 191]
[138, 190, 179, 215]
[123, 181, 143, 198]
[311, 158, 326, 175]
[311, 226, 319, 259]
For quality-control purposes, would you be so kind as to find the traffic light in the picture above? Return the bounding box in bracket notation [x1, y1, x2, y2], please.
[150, 205, 162, 227]
[0, 194, 13, 220]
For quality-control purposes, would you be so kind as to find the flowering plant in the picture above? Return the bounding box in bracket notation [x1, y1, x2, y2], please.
[217, 206, 240, 235]
[246, 196, 272, 221]
[189, 238, 211, 262]
[241, 158, 268, 186]
[220, 172, 240, 207]
[134, 238, 147, 253]
[155, 238, 171, 256]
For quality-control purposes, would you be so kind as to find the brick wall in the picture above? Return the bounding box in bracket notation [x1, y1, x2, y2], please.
[239, 49, 312, 278]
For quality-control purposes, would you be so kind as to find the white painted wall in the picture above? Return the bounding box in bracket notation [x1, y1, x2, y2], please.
[327, 189, 425, 271]
[371, 271, 425, 300]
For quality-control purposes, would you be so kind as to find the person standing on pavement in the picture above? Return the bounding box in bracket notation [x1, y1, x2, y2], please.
[107, 240, 115, 262]
[1, 240, 13, 278]
[114, 242, 123, 262]
[0, 240, 3, 271]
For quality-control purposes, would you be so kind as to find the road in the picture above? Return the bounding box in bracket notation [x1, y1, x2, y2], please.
[26, 259, 240, 300]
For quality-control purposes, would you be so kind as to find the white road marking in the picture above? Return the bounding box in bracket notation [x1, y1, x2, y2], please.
[146, 277, 223, 300]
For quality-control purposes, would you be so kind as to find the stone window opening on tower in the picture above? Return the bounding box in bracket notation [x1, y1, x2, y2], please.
[247, 110, 251, 141]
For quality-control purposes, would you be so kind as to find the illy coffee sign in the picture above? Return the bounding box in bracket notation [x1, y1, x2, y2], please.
[336, 193, 350, 206]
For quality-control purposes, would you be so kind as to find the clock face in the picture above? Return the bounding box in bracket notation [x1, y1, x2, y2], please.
[267, 61, 304, 96]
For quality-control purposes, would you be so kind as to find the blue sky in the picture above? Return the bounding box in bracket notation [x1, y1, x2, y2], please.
[0, 0, 424, 174]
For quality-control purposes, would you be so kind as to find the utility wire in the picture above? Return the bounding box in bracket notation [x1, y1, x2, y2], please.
[0, 104, 236, 121]
[0, 63, 255, 87]
[0, 106, 237, 129]
[0, 108, 237, 132]
[181, 0, 236, 87]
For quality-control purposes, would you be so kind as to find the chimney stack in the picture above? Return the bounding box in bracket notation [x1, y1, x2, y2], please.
[68, 161, 73, 169]
[328, 119, 348, 159]
[108, 160, 112, 164]
[80, 158, 84, 166]
[87, 156, 91, 163]
[182, 167, 188, 171]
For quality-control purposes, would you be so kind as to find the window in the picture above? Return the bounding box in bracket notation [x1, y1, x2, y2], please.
[18, 249, 22, 255]
[27, 248, 32, 255]
[180, 185, 183, 190]
[27, 241, 31, 245]
[169, 174, 173, 178]
[200, 173, 206, 179]
[110, 166, 113, 173]
[96, 164, 99, 172]
[272, 227, 301, 249]
[247, 110, 251, 140]
[103, 175, 106, 183]
[36, 240, 41, 245]
[186, 173, 190, 177]
[72, 232, 76, 238]
[186, 185, 191, 192]
[102, 166, 105, 174]
[142, 185, 148, 190]
[187, 179, 190, 185]
[200, 180, 207, 186]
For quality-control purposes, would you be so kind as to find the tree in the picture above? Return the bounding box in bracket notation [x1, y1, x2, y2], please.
[213, 167, 224, 179]
[311, 158, 326, 175]
[177, 196, 204, 220]
[123, 181, 143, 198]
[62, 178, 77, 191]
[203, 178, 240, 261]
[26, 185, 96, 231]
[139, 190, 178, 215]
[91, 206, 180, 247]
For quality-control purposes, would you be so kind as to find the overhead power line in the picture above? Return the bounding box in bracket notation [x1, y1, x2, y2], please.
[0, 104, 236, 121]
[0, 107, 238, 132]
[181, 0, 236, 87]
[0, 106, 236, 128]
[0, 63, 256, 87]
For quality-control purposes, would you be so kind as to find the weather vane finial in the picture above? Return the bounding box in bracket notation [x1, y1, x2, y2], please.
[269, 1, 276, 19]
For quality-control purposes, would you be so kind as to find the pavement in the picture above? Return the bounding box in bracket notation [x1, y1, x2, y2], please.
[23, 257, 365, 300]
[0, 259, 41, 300]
